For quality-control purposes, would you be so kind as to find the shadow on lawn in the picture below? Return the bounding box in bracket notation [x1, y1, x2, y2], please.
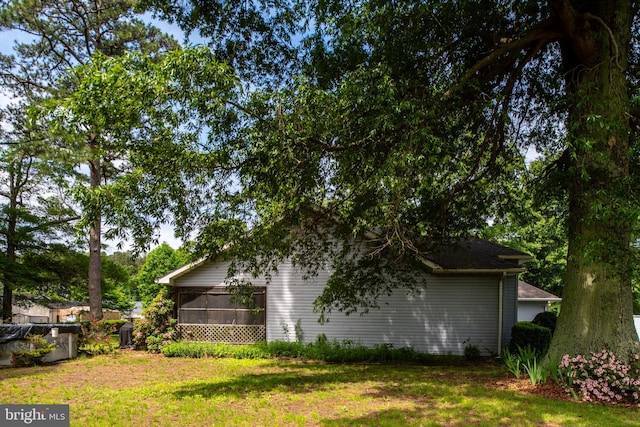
[172, 363, 367, 399]
[171, 362, 506, 401]
[323, 387, 640, 426]
[0, 360, 66, 381]
[171, 362, 640, 426]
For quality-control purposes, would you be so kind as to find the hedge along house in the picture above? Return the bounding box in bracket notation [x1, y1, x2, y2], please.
[158, 238, 530, 356]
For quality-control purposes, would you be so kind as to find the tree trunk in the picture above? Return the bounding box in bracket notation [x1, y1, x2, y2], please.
[547, 0, 639, 362]
[88, 140, 103, 320]
[2, 161, 20, 322]
[3, 218, 16, 323]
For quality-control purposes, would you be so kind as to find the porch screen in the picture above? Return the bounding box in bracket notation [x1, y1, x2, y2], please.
[177, 288, 265, 325]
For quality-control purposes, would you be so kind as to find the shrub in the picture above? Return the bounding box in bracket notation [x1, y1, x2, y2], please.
[79, 319, 118, 346]
[532, 311, 558, 333]
[102, 319, 128, 333]
[557, 349, 640, 404]
[79, 341, 118, 356]
[11, 334, 56, 367]
[162, 341, 269, 359]
[463, 344, 481, 361]
[133, 291, 177, 353]
[509, 321, 551, 355]
[78, 319, 120, 356]
[162, 339, 438, 364]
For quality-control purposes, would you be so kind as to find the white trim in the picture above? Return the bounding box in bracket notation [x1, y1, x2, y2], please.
[157, 258, 208, 284]
[498, 255, 533, 265]
[431, 268, 526, 274]
[498, 273, 505, 354]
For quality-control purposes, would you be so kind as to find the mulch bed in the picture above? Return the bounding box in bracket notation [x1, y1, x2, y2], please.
[495, 376, 640, 408]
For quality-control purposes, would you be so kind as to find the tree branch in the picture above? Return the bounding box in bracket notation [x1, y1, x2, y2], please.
[443, 20, 564, 99]
[21, 215, 81, 234]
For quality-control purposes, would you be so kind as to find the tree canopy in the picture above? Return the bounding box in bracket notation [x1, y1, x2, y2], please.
[2, 0, 639, 362]
[0, 0, 178, 319]
[132, 242, 189, 307]
[138, 0, 640, 361]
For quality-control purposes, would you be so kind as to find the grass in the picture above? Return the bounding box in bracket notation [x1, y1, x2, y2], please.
[0, 351, 638, 426]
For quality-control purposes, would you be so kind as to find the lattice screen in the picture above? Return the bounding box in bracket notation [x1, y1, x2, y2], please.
[177, 324, 266, 344]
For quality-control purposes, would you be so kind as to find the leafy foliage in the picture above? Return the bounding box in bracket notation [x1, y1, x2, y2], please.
[480, 159, 568, 297]
[78, 319, 120, 355]
[132, 243, 189, 307]
[532, 311, 558, 333]
[162, 339, 440, 364]
[133, 290, 177, 353]
[10, 334, 56, 367]
[0, 0, 179, 319]
[0, 105, 79, 320]
[138, 0, 640, 362]
[79, 319, 117, 345]
[463, 343, 482, 361]
[17, 247, 135, 312]
[509, 322, 552, 355]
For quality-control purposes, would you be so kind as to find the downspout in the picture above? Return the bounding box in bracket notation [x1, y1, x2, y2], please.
[497, 273, 504, 355]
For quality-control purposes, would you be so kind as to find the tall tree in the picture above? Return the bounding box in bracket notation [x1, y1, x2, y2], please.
[0, 105, 78, 321]
[0, 0, 177, 319]
[142, 1, 640, 361]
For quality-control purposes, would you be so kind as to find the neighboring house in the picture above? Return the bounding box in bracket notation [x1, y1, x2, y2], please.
[634, 316, 640, 340]
[48, 301, 92, 323]
[517, 281, 562, 322]
[159, 237, 530, 356]
[1, 295, 120, 323]
[5, 296, 50, 324]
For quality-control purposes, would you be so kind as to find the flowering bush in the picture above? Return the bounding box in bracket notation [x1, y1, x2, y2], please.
[133, 290, 177, 353]
[557, 349, 640, 405]
[79, 319, 117, 346]
[78, 319, 119, 356]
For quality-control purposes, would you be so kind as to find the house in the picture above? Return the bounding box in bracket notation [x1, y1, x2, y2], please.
[5, 296, 50, 324]
[2, 295, 120, 323]
[158, 237, 531, 356]
[517, 281, 561, 322]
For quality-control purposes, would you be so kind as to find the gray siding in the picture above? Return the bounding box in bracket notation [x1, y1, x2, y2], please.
[172, 260, 512, 355]
[502, 275, 518, 349]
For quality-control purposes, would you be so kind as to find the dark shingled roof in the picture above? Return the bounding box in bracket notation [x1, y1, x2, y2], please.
[518, 281, 562, 301]
[422, 237, 530, 271]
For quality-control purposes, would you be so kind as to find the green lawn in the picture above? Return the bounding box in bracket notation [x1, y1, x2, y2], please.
[0, 352, 638, 426]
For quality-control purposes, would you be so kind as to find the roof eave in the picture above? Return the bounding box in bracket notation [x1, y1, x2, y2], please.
[430, 267, 527, 275]
[498, 255, 533, 265]
[156, 258, 208, 284]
